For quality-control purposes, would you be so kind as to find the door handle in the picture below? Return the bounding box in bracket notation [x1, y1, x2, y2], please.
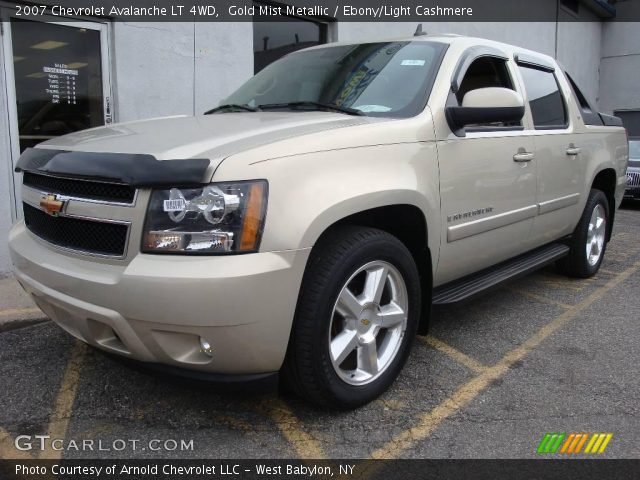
[513, 152, 535, 162]
[566, 144, 581, 156]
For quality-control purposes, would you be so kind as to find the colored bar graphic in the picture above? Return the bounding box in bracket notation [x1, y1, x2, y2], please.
[584, 433, 598, 453]
[560, 433, 575, 454]
[597, 434, 613, 454]
[538, 433, 613, 454]
[537, 433, 565, 454]
[550, 433, 565, 453]
[537, 433, 553, 454]
[574, 433, 589, 453]
[567, 433, 582, 453]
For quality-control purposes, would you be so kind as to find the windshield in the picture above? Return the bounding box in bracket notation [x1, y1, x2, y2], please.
[630, 140, 640, 160]
[221, 41, 446, 118]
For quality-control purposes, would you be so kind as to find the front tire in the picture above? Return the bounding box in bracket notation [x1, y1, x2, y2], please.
[283, 227, 421, 409]
[557, 189, 609, 278]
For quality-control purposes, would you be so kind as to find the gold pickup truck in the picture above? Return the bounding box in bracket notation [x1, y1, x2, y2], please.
[9, 35, 629, 408]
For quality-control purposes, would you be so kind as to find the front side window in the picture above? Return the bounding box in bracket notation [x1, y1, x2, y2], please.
[455, 56, 520, 128]
[518, 66, 568, 129]
[456, 56, 514, 104]
[222, 41, 447, 118]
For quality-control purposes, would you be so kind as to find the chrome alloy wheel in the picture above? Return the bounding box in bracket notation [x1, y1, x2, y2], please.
[586, 204, 606, 267]
[328, 261, 408, 386]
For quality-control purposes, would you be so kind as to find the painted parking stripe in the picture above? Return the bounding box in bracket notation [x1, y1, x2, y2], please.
[259, 396, 326, 459]
[421, 336, 489, 374]
[40, 341, 87, 460]
[369, 261, 639, 460]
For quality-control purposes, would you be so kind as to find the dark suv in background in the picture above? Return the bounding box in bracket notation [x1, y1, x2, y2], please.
[626, 139, 640, 200]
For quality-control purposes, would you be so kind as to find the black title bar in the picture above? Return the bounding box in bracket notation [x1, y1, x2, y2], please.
[10, 0, 640, 22]
[1, 459, 639, 480]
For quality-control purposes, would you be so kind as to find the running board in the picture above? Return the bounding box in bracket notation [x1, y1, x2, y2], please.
[432, 243, 569, 305]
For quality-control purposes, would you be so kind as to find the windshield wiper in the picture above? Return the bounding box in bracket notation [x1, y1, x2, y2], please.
[204, 104, 260, 114]
[258, 101, 365, 116]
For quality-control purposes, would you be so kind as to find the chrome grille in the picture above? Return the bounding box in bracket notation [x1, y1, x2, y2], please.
[23, 203, 129, 257]
[627, 171, 640, 188]
[23, 172, 136, 204]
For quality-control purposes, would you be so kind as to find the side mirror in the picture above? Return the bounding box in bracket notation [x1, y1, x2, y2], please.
[445, 87, 525, 136]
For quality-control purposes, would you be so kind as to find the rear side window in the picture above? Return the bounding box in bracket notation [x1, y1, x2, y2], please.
[518, 66, 568, 129]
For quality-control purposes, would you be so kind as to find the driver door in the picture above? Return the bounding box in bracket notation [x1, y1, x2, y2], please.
[435, 50, 538, 285]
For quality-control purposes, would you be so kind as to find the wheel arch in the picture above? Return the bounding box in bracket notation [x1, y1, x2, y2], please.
[591, 168, 617, 241]
[308, 202, 433, 335]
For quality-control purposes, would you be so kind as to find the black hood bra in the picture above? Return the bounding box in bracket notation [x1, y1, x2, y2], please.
[15, 148, 211, 187]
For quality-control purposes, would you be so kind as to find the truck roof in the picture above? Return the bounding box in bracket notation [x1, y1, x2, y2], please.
[303, 34, 557, 69]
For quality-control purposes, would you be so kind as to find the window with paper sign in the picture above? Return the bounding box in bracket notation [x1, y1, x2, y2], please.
[9, 18, 107, 151]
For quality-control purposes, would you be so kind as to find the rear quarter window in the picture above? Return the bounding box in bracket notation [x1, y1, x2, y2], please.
[518, 66, 568, 129]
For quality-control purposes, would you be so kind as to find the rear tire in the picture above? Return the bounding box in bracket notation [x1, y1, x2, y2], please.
[557, 189, 609, 278]
[283, 226, 421, 409]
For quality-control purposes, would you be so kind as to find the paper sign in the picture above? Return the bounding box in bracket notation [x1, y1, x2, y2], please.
[401, 60, 426, 66]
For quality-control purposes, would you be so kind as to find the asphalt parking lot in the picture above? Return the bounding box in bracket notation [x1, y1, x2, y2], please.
[1, 203, 639, 461]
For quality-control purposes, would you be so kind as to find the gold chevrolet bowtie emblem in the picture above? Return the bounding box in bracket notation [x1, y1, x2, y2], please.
[39, 194, 64, 216]
[360, 318, 370, 326]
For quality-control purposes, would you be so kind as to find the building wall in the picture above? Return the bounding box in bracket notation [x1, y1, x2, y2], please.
[599, 0, 640, 114]
[112, 22, 196, 121]
[599, 20, 640, 114]
[556, 8, 603, 104]
[0, 38, 14, 277]
[112, 22, 253, 122]
[194, 22, 254, 114]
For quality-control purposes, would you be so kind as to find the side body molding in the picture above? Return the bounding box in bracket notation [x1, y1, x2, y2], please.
[447, 194, 582, 243]
[447, 205, 538, 242]
[538, 193, 581, 215]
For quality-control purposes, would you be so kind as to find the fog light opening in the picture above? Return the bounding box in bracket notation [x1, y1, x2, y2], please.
[199, 337, 213, 357]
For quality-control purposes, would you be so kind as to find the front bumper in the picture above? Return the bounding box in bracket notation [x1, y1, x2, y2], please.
[9, 222, 310, 375]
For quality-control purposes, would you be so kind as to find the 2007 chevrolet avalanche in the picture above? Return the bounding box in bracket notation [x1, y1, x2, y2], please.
[9, 35, 629, 408]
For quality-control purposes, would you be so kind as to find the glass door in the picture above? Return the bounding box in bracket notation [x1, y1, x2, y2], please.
[1, 9, 112, 219]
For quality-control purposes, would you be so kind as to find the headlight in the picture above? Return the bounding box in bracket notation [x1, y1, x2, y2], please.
[142, 180, 267, 254]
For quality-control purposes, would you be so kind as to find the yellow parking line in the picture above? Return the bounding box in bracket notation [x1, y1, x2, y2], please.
[598, 268, 618, 276]
[0, 307, 43, 318]
[39, 341, 87, 460]
[370, 261, 640, 459]
[259, 396, 326, 459]
[506, 287, 573, 310]
[214, 415, 256, 433]
[0, 427, 34, 460]
[533, 276, 583, 292]
[420, 336, 489, 374]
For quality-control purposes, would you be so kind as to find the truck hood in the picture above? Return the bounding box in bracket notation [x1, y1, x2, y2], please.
[38, 112, 389, 162]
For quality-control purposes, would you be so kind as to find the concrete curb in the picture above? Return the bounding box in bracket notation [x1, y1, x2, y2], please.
[0, 275, 48, 332]
[0, 316, 50, 333]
